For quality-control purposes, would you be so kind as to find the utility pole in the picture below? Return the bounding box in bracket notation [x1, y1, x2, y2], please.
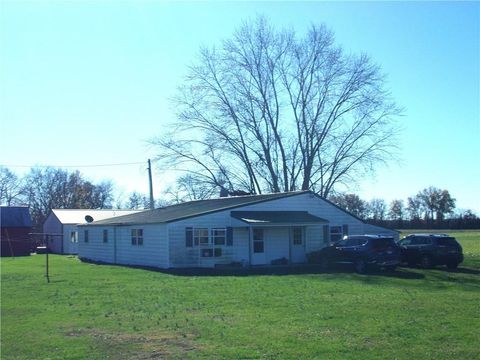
[147, 159, 154, 210]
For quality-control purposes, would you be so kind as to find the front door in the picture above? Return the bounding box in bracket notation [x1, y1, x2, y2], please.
[251, 228, 267, 265]
[291, 227, 306, 263]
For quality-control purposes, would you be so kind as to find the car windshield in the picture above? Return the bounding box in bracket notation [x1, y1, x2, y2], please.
[370, 237, 395, 249]
[436, 237, 458, 246]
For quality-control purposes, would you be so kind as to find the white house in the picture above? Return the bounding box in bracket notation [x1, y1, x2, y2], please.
[77, 191, 399, 268]
[43, 209, 143, 254]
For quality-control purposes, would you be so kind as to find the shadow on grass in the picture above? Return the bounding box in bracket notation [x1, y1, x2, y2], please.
[79, 258, 424, 279]
[78, 258, 480, 290]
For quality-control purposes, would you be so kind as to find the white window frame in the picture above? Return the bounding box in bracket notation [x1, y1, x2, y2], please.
[191, 227, 227, 257]
[330, 226, 343, 243]
[293, 227, 303, 245]
[194, 228, 209, 246]
[212, 228, 226, 246]
[253, 228, 264, 253]
[131, 229, 144, 246]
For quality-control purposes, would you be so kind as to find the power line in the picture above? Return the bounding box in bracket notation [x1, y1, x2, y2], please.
[0, 161, 148, 169]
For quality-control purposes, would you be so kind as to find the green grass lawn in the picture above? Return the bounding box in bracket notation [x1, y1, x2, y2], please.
[2, 230, 479, 359]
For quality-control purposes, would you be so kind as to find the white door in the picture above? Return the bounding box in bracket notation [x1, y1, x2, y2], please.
[291, 227, 306, 263]
[251, 228, 267, 265]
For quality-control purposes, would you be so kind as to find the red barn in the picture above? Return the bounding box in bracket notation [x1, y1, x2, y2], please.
[1, 206, 32, 257]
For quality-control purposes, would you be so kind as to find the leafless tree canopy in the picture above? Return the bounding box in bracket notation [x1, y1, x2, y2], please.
[153, 17, 401, 197]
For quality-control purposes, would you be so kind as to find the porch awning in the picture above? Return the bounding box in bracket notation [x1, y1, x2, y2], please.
[231, 211, 328, 225]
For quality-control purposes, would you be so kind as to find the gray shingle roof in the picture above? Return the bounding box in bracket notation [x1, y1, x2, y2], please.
[90, 191, 310, 225]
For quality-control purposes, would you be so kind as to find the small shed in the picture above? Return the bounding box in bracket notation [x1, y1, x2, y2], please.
[1, 206, 32, 257]
[43, 209, 143, 254]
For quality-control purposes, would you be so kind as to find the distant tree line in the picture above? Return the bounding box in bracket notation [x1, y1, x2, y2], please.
[2, 166, 478, 231]
[329, 187, 480, 229]
[0, 166, 159, 231]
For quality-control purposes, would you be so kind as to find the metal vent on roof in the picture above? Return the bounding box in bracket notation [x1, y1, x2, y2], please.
[85, 215, 94, 223]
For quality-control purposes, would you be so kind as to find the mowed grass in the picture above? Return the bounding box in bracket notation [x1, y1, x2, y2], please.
[1, 231, 479, 359]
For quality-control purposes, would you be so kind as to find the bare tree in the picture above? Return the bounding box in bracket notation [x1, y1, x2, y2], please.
[153, 17, 401, 196]
[388, 199, 405, 221]
[22, 167, 114, 230]
[125, 191, 149, 210]
[329, 193, 367, 219]
[367, 198, 387, 220]
[163, 174, 219, 203]
[418, 186, 455, 221]
[0, 167, 24, 206]
[406, 195, 423, 221]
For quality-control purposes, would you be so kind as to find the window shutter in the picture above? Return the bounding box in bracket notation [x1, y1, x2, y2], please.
[226, 227, 233, 246]
[185, 227, 193, 247]
[323, 225, 330, 243]
[342, 224, 349, 236]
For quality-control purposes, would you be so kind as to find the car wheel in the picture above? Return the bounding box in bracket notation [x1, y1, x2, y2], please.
[354, 259, 366, 274]
[446, 262, 459, 270]
[420, 255, 433, 269]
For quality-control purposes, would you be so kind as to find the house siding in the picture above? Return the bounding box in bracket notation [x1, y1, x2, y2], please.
[167, 192, 365, 267]
[78, 224, 169, 268]
[62, 224, 79, 254]
[78, 226, 114, 263]
[43, 214, 79, 255]
[168, 213, 249, 268]
[43, 213, 64, 254]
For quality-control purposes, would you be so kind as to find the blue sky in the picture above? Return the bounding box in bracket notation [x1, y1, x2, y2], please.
[1, 1, 479, 212]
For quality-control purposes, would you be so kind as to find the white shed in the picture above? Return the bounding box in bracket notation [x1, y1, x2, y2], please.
[43, 209, 143, 254]
[77, 191, 398, 268]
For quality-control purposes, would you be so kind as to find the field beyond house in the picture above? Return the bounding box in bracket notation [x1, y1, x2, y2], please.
[1, 230, 479, 359]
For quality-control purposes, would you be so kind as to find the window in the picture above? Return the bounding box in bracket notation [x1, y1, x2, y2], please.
[194, 228, 209, 246]
[344, 238, 359, 247]
[103, 229, 108, 243]
[84, 230, 89, 243]
[253, 228, 264, 253]
[370, 238, 395, 249]
[131, 229, 143, 246]
[70, 231, 78, 243]
[412, 237, 432, 246]
[293, 227, 303, 245]
[343, 237, 368, 247]
[187, 227, 232, 252]
[212, 228, 226, 245]
[200, 248, 222, 257]
[330, 226, 343, 242]
[436, 237, 458, 246]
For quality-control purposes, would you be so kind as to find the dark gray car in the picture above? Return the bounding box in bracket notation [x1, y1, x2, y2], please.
[397, 234, 463, 269]
[307, 235, 401, 273]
